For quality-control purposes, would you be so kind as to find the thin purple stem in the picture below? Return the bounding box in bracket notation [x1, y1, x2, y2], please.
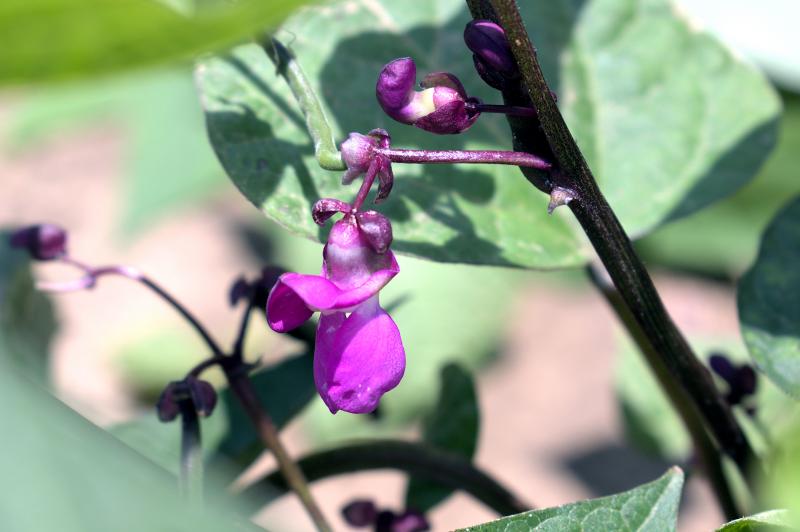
[468, 102, 537, 118]
[231, 298, 255, 362]
[351, 156, 381, 211]
[377, 148, 551, 169]
[42, 257, 225, 358]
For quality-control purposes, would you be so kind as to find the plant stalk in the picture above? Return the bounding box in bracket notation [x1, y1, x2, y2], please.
[469, 0, 755, 476]
[178, 398, 204, 505]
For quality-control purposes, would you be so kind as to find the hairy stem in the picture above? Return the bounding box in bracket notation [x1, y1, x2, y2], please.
[588, 265, 742, 519]
[226, 372, 332, 532]
[178, 398, 203, 505]
[239, 440, 530, 516]
[262, 37, 346, 171]
[378, 147, 550, 169]
[469, 0, 754, 477]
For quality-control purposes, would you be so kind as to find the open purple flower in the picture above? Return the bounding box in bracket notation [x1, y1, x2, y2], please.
[266, 211, 404, 414]
[376, 57, 480, 135]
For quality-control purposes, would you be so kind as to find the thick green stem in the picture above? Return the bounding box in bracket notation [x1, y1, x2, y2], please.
[588, 266, 742, 519]
[262, 37, 346, 171]
[468, 0, 755, 478]
[239, 440, 530, 516]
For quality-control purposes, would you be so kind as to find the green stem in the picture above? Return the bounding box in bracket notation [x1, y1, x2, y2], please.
[239, 440, 530, 516]
[262, 37, 346, 171]
[470, 0, 755, 479]
[588, 266, 742, 520]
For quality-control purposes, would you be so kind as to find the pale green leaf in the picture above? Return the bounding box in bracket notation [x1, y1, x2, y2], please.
[458, 468, 684, 532]
[716, 510, 793, 532]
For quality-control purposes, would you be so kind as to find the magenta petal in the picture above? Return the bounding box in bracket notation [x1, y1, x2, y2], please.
[314, 302, 405, 414]
[266, 275, 314, 332]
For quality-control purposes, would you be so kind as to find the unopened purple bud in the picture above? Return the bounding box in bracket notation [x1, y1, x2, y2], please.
[156, 382, 181, 422]
[157, 377, 217, 421]
[392, 510, 430, 532]
[229, 276, 251, 307]
[464, 20, 518, 77]
[341, 499, 377, 527]
[376, 57, 478, 135]
[709, 353, 736, 381]
[253, 266, 286, 310]
[312, 198, 352, 225]
[375, 510, 397, 532]
[341, 132, 379, 184]
[9, 224, 67, 261]
[186, 376, 217, 417]
[356, 211, 393, 254]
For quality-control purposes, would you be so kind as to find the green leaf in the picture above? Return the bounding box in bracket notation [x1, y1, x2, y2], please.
[0, 362, 250, 531]
[110, 408, 229, 475]
[0, 0, 310, 85]
[218, 352, 315, 461]
[458, 467, 684, 532]
[0, 231, 57, 382]
[199, 0, 778, 268]
[406, 363, 479, 512]
[738, 196, 800, 398]
[716, 510, 793, 532]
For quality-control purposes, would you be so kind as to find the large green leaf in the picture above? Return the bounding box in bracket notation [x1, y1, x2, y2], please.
[0, 231, 57, 382]
[406, 363, 479, 512]
[716, 510, 792, 532]
[458, 467, 683, 532]
[199, 0, 778, 268]
[0, 0, 311, 85]
[738, 196, 800, 398]
[0, 362, 251, 531]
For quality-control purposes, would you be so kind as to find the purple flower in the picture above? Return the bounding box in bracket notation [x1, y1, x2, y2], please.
[376, 57, 480, 135]
[266, 212, 404, 414]
[8, 224, 67, 261]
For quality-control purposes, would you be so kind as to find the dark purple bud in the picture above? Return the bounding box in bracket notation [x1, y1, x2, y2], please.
[341, 500, 377, 527]
[472, 54, 508, 90]
[375, 510, 397, 532]
[392, 510, 430, 532]
[736, 365, 757, 396]
[156, 382, 181, 422]
[464, 20, 518, 77]
[9, 224, 67, 261]
[709, 354, 737, 382]
[341, 132, 380, 184]
[376, 58, 478, 134]
[312, 198, 352, 225]
[356, 211, 393, 254]
[229, 276, 251, 307]
[253, 266, 286, 311]
[186, 376, 218, 417]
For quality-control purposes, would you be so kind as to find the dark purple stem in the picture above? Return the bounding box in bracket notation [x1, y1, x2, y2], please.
[468, 102, 537, 118]
[377, 148, 550, 169]
[42, 258, 225, 357]
[351, 156, 381, 211]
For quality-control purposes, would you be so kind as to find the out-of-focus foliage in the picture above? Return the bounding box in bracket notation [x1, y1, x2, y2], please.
[637, 92, 800, 277]
[406, 363, 479, 512]
[0, 231, 57, 382]
[760, 423, 800, 528]
[6, 69, 225, 235]
[715, 510, 792, 532]
[199, 0, 779, 269]
[0, 0, 311, 85]
[459, 468, 683, 532]
[738, 196, 800, 398]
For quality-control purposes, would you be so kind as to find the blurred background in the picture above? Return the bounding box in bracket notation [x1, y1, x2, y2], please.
[1, 1, 798, 531]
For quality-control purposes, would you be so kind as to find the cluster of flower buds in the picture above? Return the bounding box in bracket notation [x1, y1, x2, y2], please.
[157, 376, 218, 422]
[342, 499, 429, 532]
[709, 353, 758, 415]
[463, 20, 519, 90]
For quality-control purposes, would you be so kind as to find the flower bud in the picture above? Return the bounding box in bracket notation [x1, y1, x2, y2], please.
[376, 57, 479, 134]
[356, 210, 393, 254]
[464, 20, 519, 90]
[341, 499, 377, 527]
[9, 224, 67, 261]
[339, 129, 395, 204]
[156, 377, 217, 422]
[392, 510, 430, 532]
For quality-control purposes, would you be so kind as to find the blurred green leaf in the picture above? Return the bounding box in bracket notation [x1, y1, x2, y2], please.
[6, 69, 225, 236]
[0, 0, 311, 85]
[738, 196, 800, 398]
[0, 362, 249, 531]
[218, 352, 315, 461]
[637, 92, 800, 277]
[716, 510, 792, 532]
[406, 363, 479, 512]
[110, 408, 229, 475]
[0, 231, 57, 382]
[458, 467, 683, 532]
[199, 0, 778, 268]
